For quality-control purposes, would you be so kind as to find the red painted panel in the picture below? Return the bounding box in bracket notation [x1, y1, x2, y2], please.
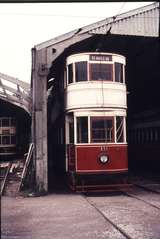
[76, 144, 128, 173]
[67, 144, 75, 171]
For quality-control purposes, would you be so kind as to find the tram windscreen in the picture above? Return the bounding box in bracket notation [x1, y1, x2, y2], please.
[91, 117, 113, 143]
[90, 64, 113, 81]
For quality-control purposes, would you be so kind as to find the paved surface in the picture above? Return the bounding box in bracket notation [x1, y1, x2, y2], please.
[1, 193, 125, 239]
[2, 186, 160, 239]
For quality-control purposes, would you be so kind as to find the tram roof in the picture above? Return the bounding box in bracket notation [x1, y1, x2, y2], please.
[35, 2, 159, 52]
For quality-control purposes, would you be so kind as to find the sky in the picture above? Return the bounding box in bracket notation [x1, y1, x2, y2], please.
[0, 2, 154, 83]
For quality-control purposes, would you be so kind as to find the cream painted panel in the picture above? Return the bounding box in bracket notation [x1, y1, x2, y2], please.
[65, 82, 126, 111]
[67, 52, 126, 65]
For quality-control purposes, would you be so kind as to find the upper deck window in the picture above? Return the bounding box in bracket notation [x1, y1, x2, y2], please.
[75, 62, 87, 82]
[90, 64, 113, 81]
[115, 63, 124, 83]
[68, 64, 73, 84]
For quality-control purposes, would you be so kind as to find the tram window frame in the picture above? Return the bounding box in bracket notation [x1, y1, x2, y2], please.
[76, 117, 88, 143]
[116, 116, 124, 143]
[68, 63, 73, 84]
[75, 61, 88, 82]
[89, 63, 113, 81]
[90, 117, 114, 143]
[2, 135, 10, 145]
[69, 121, 74, 144]
[2, 118, 9, 127]
[115, 63, 124, 83]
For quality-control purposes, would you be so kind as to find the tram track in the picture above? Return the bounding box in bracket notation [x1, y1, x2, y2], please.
[83, 183, 160, 239]
[134, 183, 160, 194]
[121, 188, 160, 210]
[83, 194, 133, 239]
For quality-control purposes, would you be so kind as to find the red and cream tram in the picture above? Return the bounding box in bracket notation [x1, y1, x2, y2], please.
[51, 52, 128, 191]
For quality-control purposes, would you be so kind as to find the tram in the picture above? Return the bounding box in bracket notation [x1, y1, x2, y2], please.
[49, 52, 128, 191]
[0, 117, 17, 158]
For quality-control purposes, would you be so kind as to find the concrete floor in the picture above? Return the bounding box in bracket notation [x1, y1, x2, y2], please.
[1, 194, 125, 239]
[1, 186, 160, 239]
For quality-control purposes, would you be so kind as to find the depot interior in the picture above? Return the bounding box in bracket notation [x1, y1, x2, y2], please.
[1, 34, 159, 182]
[47, 34, 160, 181]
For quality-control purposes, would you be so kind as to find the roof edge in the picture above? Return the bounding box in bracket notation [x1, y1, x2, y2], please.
[35, 2, 159, 50]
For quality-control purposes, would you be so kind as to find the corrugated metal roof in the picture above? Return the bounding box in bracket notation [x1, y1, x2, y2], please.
[36, 2, 159, 50]
[89, 2, 159, 37]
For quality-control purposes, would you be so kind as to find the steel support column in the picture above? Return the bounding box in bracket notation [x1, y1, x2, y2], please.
[32, 48, 48, 193]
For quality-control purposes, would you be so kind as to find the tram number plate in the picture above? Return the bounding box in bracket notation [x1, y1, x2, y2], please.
[101, 146, 108, 151]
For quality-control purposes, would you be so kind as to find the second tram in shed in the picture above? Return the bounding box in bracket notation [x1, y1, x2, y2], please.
[0, 117, 17, 158]
[50, 52, 128, 191]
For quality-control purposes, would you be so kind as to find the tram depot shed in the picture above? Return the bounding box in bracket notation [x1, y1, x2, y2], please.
[31, 2, 159, 193]
[0, 73, 31, 159]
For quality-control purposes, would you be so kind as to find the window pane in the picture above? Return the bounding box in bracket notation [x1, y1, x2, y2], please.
[68, 64, 73, 84]
[77, 117, 88, 143]
[115, 63, 123, 83]
[116, 116, 124, 142]
[75, 62, 87, 82]
[2, 118, 9, 127]
[69, 121, 74, 144]
[90, 64, 113, 81]
[2, 136, 10, 145]
[91, 117, 113, 143]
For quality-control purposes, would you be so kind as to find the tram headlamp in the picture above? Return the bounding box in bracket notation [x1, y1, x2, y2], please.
[99, 154, 109, 164]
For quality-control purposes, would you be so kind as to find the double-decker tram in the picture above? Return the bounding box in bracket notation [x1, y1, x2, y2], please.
[51, 52, 128, 191]
[0, 117, 17, 158]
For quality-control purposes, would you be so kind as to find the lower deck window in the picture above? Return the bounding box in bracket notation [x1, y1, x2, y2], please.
[69, 122, 74, 144]
[77, 117, 88, 143]
[116, 116, 124, 142]
[91, 117, 114, 143]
